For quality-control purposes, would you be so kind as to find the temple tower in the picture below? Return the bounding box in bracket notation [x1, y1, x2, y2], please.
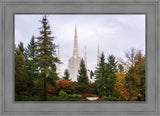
[84, 45, 87, 69]
[73, 24, 79, 57]
[68, 25, 81, 81]
[84, 45, 92, 83]
[97, 45, 100, 65]
[57, 47, 62, 78]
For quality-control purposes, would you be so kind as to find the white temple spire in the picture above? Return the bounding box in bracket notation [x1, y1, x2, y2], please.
[84, 45, 87, 69]
[73, 24, 79, 56]
[75, 24, 77, 38]
[68, 25, 81, 82]
[97, 45, 100, 65]
[57, 47, 62, 78]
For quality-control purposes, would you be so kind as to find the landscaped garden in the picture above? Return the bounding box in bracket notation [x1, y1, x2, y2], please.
[15, 15, 145, 101]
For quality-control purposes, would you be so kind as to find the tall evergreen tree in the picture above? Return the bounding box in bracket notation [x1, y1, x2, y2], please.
[95, 53, 118, 97]
[77, 58, 89, 85]
[95, 52, 106, 97]
[63, 69, 71, 81]
[25, 36, 37, 77]
[35, 15, 59, 101]
[15, 47, 33, 97]
[105, 55, 117, 96]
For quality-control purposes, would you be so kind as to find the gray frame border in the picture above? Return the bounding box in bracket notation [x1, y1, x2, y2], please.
[0, 0, 159, 116]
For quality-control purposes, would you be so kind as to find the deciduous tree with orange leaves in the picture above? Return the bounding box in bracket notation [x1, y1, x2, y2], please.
[125, 49, 145, 101]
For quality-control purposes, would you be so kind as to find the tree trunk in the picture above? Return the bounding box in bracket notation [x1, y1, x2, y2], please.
[43, 78, 47, 101]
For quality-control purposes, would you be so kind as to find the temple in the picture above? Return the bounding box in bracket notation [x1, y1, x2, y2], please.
[68, 25, 82, 81]
[64, 25, 100, 82]
[97, 45, 100, 65]
[57, 47, 62, 78]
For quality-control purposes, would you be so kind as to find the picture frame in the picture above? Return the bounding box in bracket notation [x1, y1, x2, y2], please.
[0, 0, 159, 116]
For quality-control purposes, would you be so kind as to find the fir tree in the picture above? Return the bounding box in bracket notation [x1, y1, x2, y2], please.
[95, 52, 106, 97]
[26, 36, 36, 59]
[18, 41, 24, 54]
[63, 69, 71, 81]
[15, 47, 33, 97]
[18, 41, 28, 62]
[105, 55, 117, 96]
[35, 15, 59, 101]
[107, 55, 118, 74]
[25, 36, 37, 78]
[90, 70, 94, 79]
[77, 58, 89, 85]
[95, 53, 118, 97]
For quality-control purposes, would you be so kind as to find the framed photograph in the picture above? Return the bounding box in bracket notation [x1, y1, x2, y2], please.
[14, 14, 146, 102]
[0, 0, 160, 116]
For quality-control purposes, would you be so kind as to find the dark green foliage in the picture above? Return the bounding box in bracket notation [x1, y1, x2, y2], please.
[68, 94, 82, 99]
[15, 48, 34, 97]
[104, 64, 116, 96]
[63, 69, 71, 81]
[77, 59, 89, 85]
[95, 52, 106, 97]
[31, 80, 44, 97]
[106, 55, 117, 96]
[15, 96, 41, 101]
[34, 15, 59, 101]
[25, 36, 38, 78]
[47, 72, 59, 86]
[68, 94, 82, 101]
[18, 41, 28, 62]
[90, 70, 94, 79]
[18, 41, 25, 54]
[107, 55, 118, 74]
[95, 53, 117, 97]
[15, 96, 70, 101]
[118, 64, 124, 72]
[103, 96, 117, 101]
[47, 96, 69, 101]
[26, 36, 36, 59]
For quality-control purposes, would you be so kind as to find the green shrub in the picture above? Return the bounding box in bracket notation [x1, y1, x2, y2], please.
[104, 96, 117, 101]
[68, 94, 82, 101]
[59, 89, 68, 97]
[103, 96, 107, 101]
[68, 94, 82, 98]
[47, 96, 69, 101]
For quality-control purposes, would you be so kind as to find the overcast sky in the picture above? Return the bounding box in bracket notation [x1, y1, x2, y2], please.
[15, 14, 145, 74]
